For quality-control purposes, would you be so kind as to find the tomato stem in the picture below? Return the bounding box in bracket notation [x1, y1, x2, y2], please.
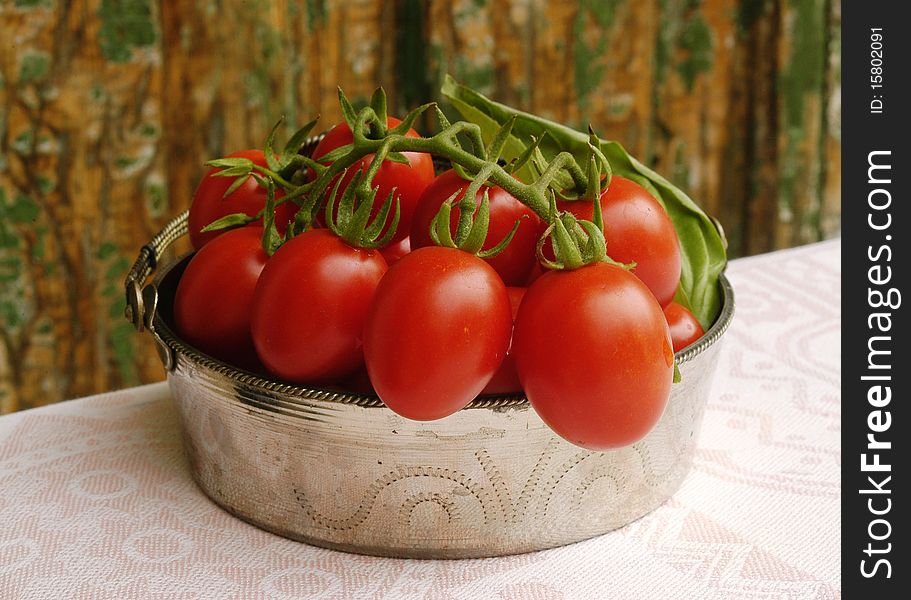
[204, 87, 618, 262]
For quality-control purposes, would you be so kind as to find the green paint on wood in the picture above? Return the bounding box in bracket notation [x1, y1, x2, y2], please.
[306, 0, 327, 32]
[11, 129, 35, 155]
[0, 230, 18, 251]
[101, 249, 139, 385]
[7, 194, 40, 224]
[110, 321, 139, 384]
[777, 0, 826, 235]
[454, 57, 495, 96]
[654, 0, 672, 86]
[671, 143, 690, 191]
[395, 0, 432, 113]
[115, 156, 138, 169]
[31, 227, 46, 261]
[90, 85, 106, 102]
[244, 16, 282, 122]
[97, 0, 156, 63]
[573, 0, 622, 114]
[675, 13, 712, 91]
[145, 182, 167, 217]
[35, 175, 55, 195]
[737, 0, 769, 33]
[0, 301, 22, 329]
[105, 256, 130, 281]
[14, 0, 53, 8]
[18, 52, 50, 84]
[97, 241, 118, 260]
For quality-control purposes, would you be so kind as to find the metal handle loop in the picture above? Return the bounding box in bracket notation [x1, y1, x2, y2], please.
[124, 210, 189, 331]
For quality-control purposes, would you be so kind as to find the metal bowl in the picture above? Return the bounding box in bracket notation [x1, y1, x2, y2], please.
[125, 211, 734, 559]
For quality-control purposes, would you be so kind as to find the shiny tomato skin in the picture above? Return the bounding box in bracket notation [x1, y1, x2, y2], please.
[379, 236, 411, 265]
[174, 226, 267, 369]
[559, 175, 681, 307]
[188, 149, 295, 250]
[364, 247, 513, 420]
[512, 263, 675, 450]
[312, 117, 434, 244]
[251, 229, 387, 384]
[410, 170, 543, 286]
[664, 301, 705, 352]
[481, 286, 527, 394]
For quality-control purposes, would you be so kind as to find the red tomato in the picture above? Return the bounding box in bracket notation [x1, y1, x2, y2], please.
[664, 302, 705, 352]
[364, 247, 512, 420]
[188, 149, 296, 250]
[512, 263, 675, 450]
[251, 229, 387, 384]
[482, 286, 526, 394]
[174, 226, 267, 369]
[558, 175, 681, 307]
[410, 170, 543, 286]
[336, 366, 376, 394]
[525, 261, 544, 286]
[312, 117, 435, 244]
[379, 236, 411, 265]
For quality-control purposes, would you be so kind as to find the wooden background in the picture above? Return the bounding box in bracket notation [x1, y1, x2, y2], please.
[1, 0, 840, 412]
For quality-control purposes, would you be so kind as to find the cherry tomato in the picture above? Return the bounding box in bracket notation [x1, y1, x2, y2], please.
[558, 175, 681, 307]
[512, 263, 675, 450]
[312, 117, 435, 244]
[379, 236, 411, 265]
[251, 229, 387, 384]
[664, 302, 705, 352]
[174, 226, 267, 369]
[410, 170, 543, 286]
[364, 247, 512, 420]
[188, 149, 296, 250]
[481, 286, 526, 394]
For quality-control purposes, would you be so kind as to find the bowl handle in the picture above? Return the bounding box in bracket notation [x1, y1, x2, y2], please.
[124, 210, 189, 371]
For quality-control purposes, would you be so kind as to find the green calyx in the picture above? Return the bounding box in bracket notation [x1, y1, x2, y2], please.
[429, 167, 525, 258]
[324, 168, 400, 250]
[536, 194, 633, 272]
[200, 85, 618, 260]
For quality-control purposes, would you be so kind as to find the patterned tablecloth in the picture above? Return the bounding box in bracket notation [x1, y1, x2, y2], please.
[0, 240, 841, 599]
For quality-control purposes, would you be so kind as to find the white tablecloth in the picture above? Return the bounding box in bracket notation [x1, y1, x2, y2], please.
[0, 240, 841, 599]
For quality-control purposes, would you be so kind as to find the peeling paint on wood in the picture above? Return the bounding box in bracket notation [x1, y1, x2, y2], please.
[0, 0, 840, 411]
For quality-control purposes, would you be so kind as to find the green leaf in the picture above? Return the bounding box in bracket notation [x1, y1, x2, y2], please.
[200, 212, 257, 233]
[369, 87, 389, 134]
[486, 114, 517, 163]
[389, 102, 433, 136]
[281, 118, 319, 163]
[441, 75, 727, 328]
[263, 118, 284, 172]
[442, 82, 533, 181]
[222, 173, 250, 198]
[316, 143, 354, 164]
[385, 151, 411, 165]
[205, 157, 254, 170]
[337, 87, 358, 129]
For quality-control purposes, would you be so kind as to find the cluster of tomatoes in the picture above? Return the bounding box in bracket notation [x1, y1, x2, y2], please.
[174, 116, 705, 450]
